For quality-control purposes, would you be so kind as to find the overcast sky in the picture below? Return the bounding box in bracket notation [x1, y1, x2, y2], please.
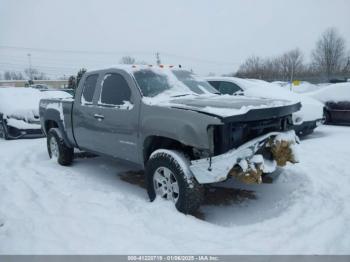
[0, 0, 349, 78]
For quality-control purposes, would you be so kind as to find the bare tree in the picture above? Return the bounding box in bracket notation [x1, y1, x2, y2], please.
[24, 68, 48, 80]
[343, 52, 350, 74]
[137, 60, 149, 65]
[279, 48, 304, 82]
[120, 56, 136, 64]
[312, 28, 346, 79]
[262, 57, 282, 81]
[4, 71, 25, 80]
[235, 56, 264, 79]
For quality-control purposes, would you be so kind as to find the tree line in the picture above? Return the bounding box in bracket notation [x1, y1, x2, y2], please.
[1, 68, 48, 81]
[1, 29, 349, 84]
[234, 28, 350, 83]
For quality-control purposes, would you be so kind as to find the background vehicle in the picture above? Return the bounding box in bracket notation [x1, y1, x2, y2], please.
[206, 77, 324, 136]
[39, 66, 300, 214]
[308, 83, 350, 125]
[30, 84, 50, 90]
[0, 87, 71, 139]
[40, 89, 75, 97]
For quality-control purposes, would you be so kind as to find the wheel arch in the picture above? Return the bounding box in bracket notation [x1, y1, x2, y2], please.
[42, 108, 73, 148]
[143, 135, 194, 165]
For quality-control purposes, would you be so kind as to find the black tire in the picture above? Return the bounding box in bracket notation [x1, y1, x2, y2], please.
[146, 150, 204, 214]
[324, 110, 332, 124]
[0, 121, 9, 140]
[47, 128, 74, 166]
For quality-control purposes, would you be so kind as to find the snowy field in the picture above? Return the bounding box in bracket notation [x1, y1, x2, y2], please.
[0, 125, 350, 254]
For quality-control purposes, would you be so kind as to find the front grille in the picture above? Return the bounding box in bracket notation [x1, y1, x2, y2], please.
[213, 115, 292, 155]
[28, 120, 41, 125]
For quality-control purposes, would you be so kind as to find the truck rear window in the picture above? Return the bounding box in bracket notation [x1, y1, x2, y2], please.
[81, 74, 98, 103]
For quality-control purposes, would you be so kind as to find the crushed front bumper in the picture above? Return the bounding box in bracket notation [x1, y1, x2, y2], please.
[293, 119, 323, 136]
[190, 130, 299, 184]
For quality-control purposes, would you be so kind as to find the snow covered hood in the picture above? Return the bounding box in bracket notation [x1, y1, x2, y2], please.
[0, 88, 42, 121]
[145, 94, 299, 118]
[0, 87, 72, 121]
[307, 83, 350, 103]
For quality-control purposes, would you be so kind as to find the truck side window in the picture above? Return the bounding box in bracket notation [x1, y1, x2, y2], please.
[219, 81, 243, 95]
[100, 73, 131, 106]
[208, 81, 220, 90]
[81, 74, 98, 104]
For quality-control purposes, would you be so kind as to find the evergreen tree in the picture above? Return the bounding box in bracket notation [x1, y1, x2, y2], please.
[76, 68, 87, 87]
[68, 75, 76, 89]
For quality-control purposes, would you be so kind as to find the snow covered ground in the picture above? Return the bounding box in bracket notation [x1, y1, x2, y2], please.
[0, 125, 350, 254]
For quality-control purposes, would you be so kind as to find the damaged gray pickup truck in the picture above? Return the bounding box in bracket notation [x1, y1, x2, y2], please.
[39, 65, 301, 214]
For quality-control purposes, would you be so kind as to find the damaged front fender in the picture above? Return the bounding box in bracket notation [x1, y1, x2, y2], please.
[189, 130, 299, 184]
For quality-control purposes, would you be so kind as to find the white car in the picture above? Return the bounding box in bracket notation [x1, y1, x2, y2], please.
[205, 77, 324, 136]
[0, 87, 71, 139]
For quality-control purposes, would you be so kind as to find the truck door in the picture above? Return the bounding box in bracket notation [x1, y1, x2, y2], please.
[72, 73, 103, 152]
[93, 70, 139, 163]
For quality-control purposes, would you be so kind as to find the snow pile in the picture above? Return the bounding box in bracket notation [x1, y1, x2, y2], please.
[307, 82, 350, 103]
[290, 82, 321, 93]
[272, 81, 325, 94]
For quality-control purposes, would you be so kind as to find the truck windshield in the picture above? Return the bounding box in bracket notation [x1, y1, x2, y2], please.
[133, 68, 219, 98]
[172, 70, 220, 95]
[133, 69, 170, 97]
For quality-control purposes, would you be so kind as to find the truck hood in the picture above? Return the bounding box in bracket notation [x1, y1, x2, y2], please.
[142, 94, 301, 122]
[170, 95, 289, 110]
[166, 95, 300, 121]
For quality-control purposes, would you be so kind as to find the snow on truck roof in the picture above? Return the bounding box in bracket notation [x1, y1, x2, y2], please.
[88, 64, 183, 73]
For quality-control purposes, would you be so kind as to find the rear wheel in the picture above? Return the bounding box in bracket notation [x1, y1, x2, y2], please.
[0, 120, 9, 140]
[47, 128, 74, 166]
[324, 110, 332, 124]
[146, 150, 204, 214]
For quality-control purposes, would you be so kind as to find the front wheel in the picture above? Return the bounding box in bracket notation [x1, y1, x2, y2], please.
[145, 150, 204, 214]
[324, 110, 332, 124]
[0, 115, 9, 140]
[0, 122, 9, 140]
[47, 128, 74, 166]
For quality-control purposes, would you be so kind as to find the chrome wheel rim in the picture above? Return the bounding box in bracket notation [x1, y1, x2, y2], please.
[153, 167, 179, 203]
[49, 136, 59, 159]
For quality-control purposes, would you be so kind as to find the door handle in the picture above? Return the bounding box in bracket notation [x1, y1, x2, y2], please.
[93, 114, 105, 120]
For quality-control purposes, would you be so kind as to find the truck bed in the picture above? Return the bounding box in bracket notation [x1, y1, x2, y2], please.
[39, 98, 76, 147]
